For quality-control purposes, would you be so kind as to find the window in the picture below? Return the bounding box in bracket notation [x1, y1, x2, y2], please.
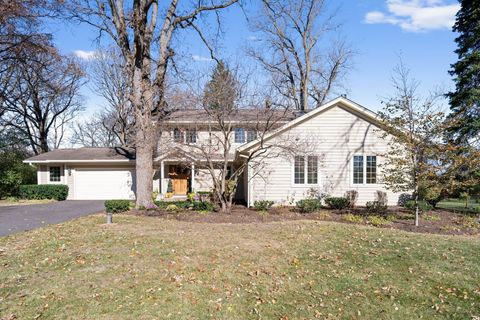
[173, 128, 184, 143]
[353, 155, 377, 184]
[49, 166, 61, 182]
[235, 128, 245, 143]
[185, 129, 197, 144]
[294, 156, 305, 184]
[307, 156, 318, 184]
[353, 155, 364, 184]
[247, 130, 257, 142]
[366, 156, 377, 184]
[294, 155, 319, 185]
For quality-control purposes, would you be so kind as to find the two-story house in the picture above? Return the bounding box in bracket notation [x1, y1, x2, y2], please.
[24, 97, 402, 206]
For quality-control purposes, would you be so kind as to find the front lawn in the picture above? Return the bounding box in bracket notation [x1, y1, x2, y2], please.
[1, 215, 479, 319]
[437, 198, 480, 213]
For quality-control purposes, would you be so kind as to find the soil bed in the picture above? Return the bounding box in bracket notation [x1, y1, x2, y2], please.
[128, 205, 480, 236]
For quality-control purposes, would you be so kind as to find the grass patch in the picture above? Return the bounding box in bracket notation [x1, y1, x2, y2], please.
[366, 215, 393, 227]
[437, 198, 480, 213]
[342, 213, 363, 223]
[0, 198, 56, 206]
[0, 215, 479, 319]
[423, 214, 441, 222]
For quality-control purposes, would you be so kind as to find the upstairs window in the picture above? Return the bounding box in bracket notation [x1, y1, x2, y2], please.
[173, 128, 184, 143]
[185, 129, 197, 144]
[353, 155, 377, 184]
[49, 166, 61, 182]
[234, 128, 245, 143]
[247, 130, 257, 142]
[294, 155, 318, 185]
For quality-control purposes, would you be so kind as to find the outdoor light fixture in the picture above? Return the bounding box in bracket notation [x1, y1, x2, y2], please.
[68, 169, 72, 176]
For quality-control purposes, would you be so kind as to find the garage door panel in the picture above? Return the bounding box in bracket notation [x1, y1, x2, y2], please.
[75, 168, 136, 200]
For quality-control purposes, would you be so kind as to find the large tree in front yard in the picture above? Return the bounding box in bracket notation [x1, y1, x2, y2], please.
[65, 0, 238, 208]
[446, 0, 480, 146]
[380, 62, 480, 226]
[380, 62, 448, 227]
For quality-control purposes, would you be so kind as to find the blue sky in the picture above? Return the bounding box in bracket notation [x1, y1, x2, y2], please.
[45, 0, 459, 114]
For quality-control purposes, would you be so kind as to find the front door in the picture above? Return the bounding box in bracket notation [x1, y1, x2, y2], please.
[169, 165, 189, 195]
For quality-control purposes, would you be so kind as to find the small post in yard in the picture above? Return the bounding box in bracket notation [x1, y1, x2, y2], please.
[106, 211, 113, 224]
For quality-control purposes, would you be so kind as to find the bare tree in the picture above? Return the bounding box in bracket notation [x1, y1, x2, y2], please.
[70, 113, 120, 147]
[161, 62, 307, 213]
[0, 47, 84, 154]
[65, 0, 239, 208]
[89, 48, 134, 146]
[249, 0, 353, 111]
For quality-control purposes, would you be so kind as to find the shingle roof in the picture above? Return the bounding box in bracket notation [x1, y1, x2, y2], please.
[24, 147, 135, 163]
[165, 108, 299, 123]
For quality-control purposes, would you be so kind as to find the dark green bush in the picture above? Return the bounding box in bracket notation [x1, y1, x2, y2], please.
[296, 199, 322, 213]
[0, 151, 36, 198]
[405, 200, 432, 213]
[324, 197, 349, 210]
[366, 201, 388, 215]
[192, 201, 214, 211]
[253, 200, 274, 211]
[19, 184, 69, 201]
[104, 200, 131, 213]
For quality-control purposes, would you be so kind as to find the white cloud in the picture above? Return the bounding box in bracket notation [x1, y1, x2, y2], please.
[192, 55, 213, 62]
[364, 0, 460, 32]
[73, 50, 97, 60]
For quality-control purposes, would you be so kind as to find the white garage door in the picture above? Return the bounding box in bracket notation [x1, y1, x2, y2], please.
[74, 168, 136, 200]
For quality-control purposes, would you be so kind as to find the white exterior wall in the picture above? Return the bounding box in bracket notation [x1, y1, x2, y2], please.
[249, 105, 400, 206]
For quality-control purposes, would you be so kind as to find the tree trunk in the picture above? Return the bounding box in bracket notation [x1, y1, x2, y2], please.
[135, 136, 155, 208]
[414, 194, 419, 227]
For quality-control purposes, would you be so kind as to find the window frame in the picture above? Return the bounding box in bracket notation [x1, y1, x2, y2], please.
[234, 128, 246, 144]
[49, 166, 62, 183]
[292, 155, 319, 186]
[246, 130, 257, 143]
[352, 154, 378, 185]
[173, 128, 184, 143]
[185, 128, 197, 144]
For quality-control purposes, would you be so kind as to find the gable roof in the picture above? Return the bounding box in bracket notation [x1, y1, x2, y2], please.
[236, 97, 383, 154]
[23, 147, 135, 163]
[164, 108, 298, 124]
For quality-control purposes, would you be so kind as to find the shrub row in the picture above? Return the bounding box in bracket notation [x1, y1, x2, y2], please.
[105, 200, 132, 213]
[154, 200, 215, 212]
[19, 184, 69, 201]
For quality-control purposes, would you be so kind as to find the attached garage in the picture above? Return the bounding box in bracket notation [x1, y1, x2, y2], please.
[24, 147, 138, 200]
[74, 168, 136, 200]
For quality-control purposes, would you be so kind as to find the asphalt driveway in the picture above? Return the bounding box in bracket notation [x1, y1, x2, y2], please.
[0, 200, 105, 237]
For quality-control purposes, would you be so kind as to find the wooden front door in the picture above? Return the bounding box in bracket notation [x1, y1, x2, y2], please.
[173, 174, 188, 195]
[169, 165, 189, 195]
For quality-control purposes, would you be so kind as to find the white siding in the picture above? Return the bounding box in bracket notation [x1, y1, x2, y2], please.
[249, 104, 400, 206]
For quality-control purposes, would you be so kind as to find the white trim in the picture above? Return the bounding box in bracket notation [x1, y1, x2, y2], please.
[24, 159, 133, 164]
[290, 155, 320, 187]
[350, 154, 379, 187]
[237, 97, 382, 154]
[47, 165, 63, 184]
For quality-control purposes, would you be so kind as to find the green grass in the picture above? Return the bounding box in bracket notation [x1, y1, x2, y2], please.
[1, 215, 479, 319]
[437, 198, 480, 213]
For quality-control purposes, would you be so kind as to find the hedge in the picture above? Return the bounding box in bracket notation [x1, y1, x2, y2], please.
[19, 184, 69, 201]
[104, 200, 132, 213]
[324, 197, 350, 210]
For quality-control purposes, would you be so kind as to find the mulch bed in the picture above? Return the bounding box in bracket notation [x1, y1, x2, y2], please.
[127, 205, 480, 236]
